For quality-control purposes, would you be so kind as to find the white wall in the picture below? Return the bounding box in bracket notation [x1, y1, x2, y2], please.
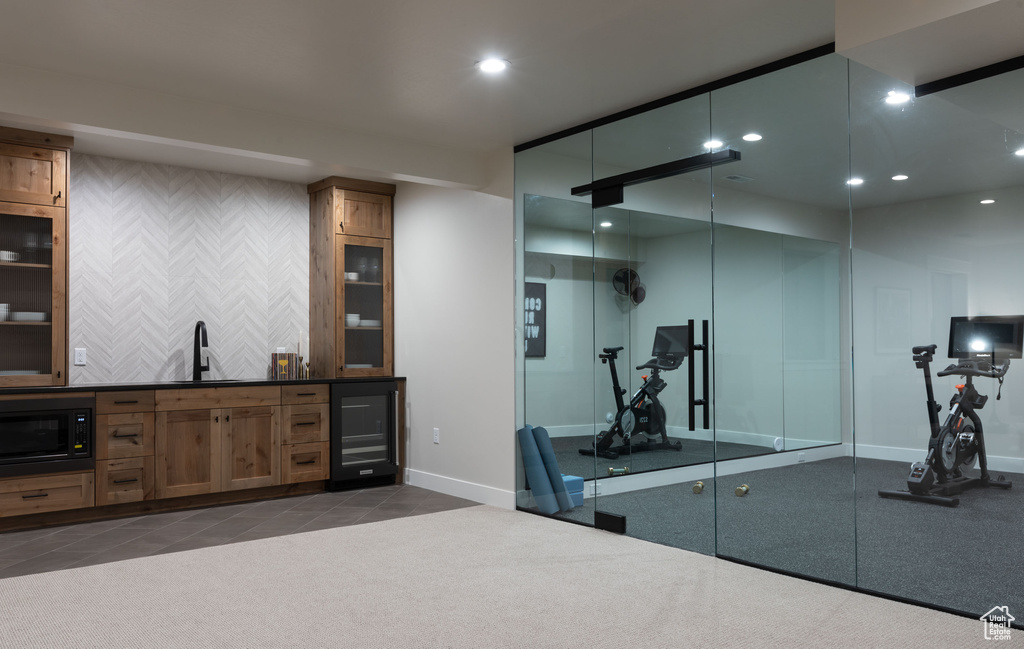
[394, 183, 515, 507]
[852, 187, 1024, 467]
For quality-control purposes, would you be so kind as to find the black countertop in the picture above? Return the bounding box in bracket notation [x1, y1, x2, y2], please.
[0, 376, 405, 397]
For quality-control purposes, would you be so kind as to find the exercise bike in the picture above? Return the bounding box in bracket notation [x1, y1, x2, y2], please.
[879, 315, 1020, 507]
[580, 326, 687, 460]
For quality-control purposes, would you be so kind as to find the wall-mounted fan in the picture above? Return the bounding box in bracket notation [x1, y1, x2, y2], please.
[612, 267, 646, 305]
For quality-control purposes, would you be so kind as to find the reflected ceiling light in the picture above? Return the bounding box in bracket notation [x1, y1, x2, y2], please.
[980, 199, 996, 204]
[847, 177, 864, 186]
[892, 174, 909, 181]
[742, 133, 762, 142]
[599, 221, 612, 227]
[885, 90, 911, 105]
[477, 58, 510, 73]
[1015, 148, 1024, 156]
[703, 139, 723, 149]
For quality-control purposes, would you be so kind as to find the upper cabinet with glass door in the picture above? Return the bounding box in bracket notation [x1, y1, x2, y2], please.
[308, 177, 396, 378]
[0, 126, 73, 387]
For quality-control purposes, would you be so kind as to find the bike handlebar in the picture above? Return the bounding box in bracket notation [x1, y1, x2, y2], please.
[936, 358, 1010, 379]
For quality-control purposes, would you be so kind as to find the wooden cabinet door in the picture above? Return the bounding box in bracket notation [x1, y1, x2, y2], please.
[155, 409, 221, 498]
[336, 190, 391, 238]
[221, 406, 280, 491]
[0, 143, 66, 207]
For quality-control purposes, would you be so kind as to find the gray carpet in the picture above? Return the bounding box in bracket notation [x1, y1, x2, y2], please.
[0, 505, 991, 648]
[551, 434, 769, 479]
[536, 456, 1023, 624]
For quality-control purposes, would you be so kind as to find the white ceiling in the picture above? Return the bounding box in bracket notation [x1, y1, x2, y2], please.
[0, 0, 836, 189]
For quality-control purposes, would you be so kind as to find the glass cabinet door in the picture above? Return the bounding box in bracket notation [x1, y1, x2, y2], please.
[0, 203, 65, 386]
[335, 234, 393, 376]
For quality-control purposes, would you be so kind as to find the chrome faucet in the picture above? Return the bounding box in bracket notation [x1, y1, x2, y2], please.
[193, 320, 209, 381]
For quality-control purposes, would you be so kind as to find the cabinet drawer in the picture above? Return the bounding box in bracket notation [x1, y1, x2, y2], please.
[282, 384, 329, 404]
[156, 386, 280, 411]
[96, 391, 156, 414]
[281, 404, 329, 444]
[96, 412, 154, 460]
[96, 457, 154, 506]
[282, 442, 328, 483]
[0, 472, 94, 517]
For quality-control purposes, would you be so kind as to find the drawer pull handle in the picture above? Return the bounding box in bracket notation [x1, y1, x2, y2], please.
[113, 478, 139, 485]
[113, 400, 139, 405]
[296, 459, 317, 465]
[297, 392, 317, 396]
[295, 422, 317, 427]
[22, 493, 48, 500]
[113, 432, 139, 438]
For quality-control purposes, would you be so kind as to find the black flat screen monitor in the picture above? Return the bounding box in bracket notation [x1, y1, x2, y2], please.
[948, 315, 1024, 360]
[651, 325, 688, 358]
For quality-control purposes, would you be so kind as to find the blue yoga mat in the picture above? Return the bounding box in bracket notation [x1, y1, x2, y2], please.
[517, 425, 559, 514]
[532, 426, 574, 511]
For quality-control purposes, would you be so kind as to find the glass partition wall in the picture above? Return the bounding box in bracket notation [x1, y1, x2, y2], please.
[516, 49, 1024, 623]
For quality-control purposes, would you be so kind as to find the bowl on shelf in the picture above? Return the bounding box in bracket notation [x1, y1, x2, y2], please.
[360, 319, 382, 327]
[345, 313, 360, 327]
[11, 311, 47, 322]
[344, 271, 359, 281]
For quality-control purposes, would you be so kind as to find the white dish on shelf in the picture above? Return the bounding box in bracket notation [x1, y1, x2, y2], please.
[344, 313, 360, 327]
[345, 364, 373, 369]
[344, 272, 359, 281]
[11, 312, 47, 322]
[0, 370, 40, 375]
[360, 319, 382, 327]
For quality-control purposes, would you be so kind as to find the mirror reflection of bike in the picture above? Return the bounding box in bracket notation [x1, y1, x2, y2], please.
[878, 315, 1023, 507]
[580, 326, 688, 460]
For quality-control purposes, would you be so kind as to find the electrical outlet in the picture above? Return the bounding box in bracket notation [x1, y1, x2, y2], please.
[73, 348, 86, 366]
[798, 452, 806, 463]
[433, 427, 440, 444]
[276, 347, 286, 354]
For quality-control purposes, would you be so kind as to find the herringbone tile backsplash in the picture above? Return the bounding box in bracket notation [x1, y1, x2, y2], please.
[68, 153, 309, 384]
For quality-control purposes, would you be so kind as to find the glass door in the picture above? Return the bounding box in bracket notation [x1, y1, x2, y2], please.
[709, 53, 855, 585]
[0, 204, 64, 386]
[336, 235, 392, 376]
[587, 95, 717, 555]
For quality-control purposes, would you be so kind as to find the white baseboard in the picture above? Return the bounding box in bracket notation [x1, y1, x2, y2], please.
[405, 469, 516, 509]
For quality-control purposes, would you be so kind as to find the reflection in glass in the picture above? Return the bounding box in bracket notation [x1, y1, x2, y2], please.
[851, 59, 1024, 619]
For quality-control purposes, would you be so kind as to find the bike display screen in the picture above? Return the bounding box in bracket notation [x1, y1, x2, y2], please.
[948, 315, 1024, 359]
[651, 325, 688, 358]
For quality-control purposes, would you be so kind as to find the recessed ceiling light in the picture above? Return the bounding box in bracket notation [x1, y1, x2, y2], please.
[892, 174, 909, 181]
[599, 221, 612, 228]
[477, 58, 509, 73]
[1015, 148, 1024, 156]
[703, 140, 723, 149]
[885, 90, 911, 105]
[980, 199, 995, 204]
[742, 133, 762, 142]
[847, 177, 864, 186]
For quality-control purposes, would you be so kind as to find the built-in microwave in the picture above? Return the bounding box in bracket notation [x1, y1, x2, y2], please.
[0, 396, 94, 478]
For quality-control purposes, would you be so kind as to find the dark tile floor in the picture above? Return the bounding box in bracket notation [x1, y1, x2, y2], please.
[0, 485, 477, 579]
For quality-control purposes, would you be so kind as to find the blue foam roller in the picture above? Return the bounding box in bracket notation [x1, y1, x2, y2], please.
[517, 425, 559, 514]
[532, 426, 573, 511]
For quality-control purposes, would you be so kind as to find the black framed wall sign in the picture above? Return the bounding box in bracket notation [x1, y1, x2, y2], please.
[525, 282, 546, 358]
